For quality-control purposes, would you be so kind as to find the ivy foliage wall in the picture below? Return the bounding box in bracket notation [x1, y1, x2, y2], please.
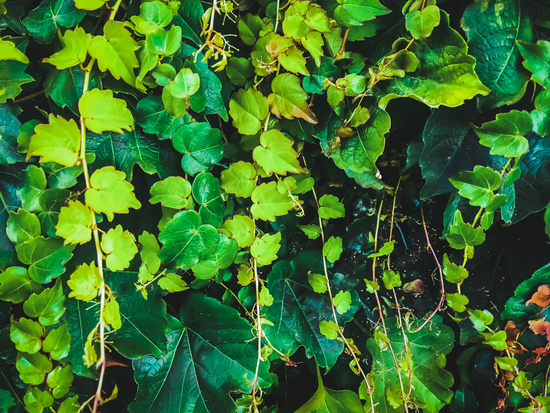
[1, 0, 550, 412]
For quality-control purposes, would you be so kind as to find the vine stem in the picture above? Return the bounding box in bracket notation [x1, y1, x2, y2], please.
[251, 258, 263, 411]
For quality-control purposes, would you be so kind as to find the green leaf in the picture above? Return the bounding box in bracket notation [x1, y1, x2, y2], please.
[192, 172, 224, 227]
[225, 57, 254, 86]
[308, 272, 328, 293]
[101, 225, 138, 272]
[517, 40, 550, 89]
[0, 390, 14, 412]
[334, 0, 390, 27]
[237, 264, 253, 286]
[222, 215, 255, 248]
[159, 210, 219, 270]
[229, 88, 269, 135]
[450, 165, 502, 208]
[44, 66, 101, 111]
[494, 356, 518, 371]
[237, 13, 263, 45]
[85, 166, 142, 222]
[23, 279, 65, 326]
[406, 5, 440, 40]
[22, 0, 85, 44]
[23, 386, 54, 413]
[443, 254, 469, 284]
[18, 165, 46, 213]
[253, 129, 305, 175]
[468, 309, 493, 331]
[130, 294, 271, 412]
[55, 200, 93, 245]
[279, 47, 310, 76]
[43, 322, 71, 360]
[57, 395, 80, 413]
[259, 287, 274, 307]
[161, 68, 199, 118]
[446, 210, 485, 250]
[0, 57, 33, 104]
[136, 96, 189, 140]
[482, 330, 507, 351]
[192, 234, 238, 279]
[472, 110, 531, 157]
[251, 232, 282, 266]
[139, 231, 161, 276]
[318, 194, 345, 220]
[380, 11, 490, 109]
[16, 236, 74, 283]
[47, 364, 73, 399]
[220, 161, 257, 198]
[131, 1, 173, 35]
[269, 73, 318, 124]
[531, 90, 550, 137]
[88, 21, 140, 87]
[104, 296, 121, 330]
[79, 88, 134, 134]
[461, 0, 533, 111]
[333, 290, 351, 314]
[16, 351, 52, 385]
[0, 38, 27, 63]
[319, 319, 339, 340]
[0, 266, 41, 303]
[365, 316, 454, 413]
[172, 122, 224, 176]
[446, 293, 469, 313]
[27, 114, 80, 167]
[323, 236, 343, 263]
[150, 176, 192, 209]
[158, 272, 188, 293]
[298, 224, 322, 239]
[302, 31, 324, 67]
[364, 279, 380, 293]
[10, 317, 43, 354]
[67, 262, 102, 301]
[282, 14, 310, 40]
[43, 26, 91, 69]
[381, 269, 401, 289]
[6, 208, 40, 245]
[251, 182, 295, 222]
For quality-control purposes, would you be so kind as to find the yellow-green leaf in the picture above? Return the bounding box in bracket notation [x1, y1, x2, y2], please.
[253, 130, 305, 175]
[79, 88, 134, 134]
[251, 232, 282, 266]
[101, 225, 138, 272]
[67, 262, 102, 301]
[43, 27, 92, 69]
[55, 200, 93, 245]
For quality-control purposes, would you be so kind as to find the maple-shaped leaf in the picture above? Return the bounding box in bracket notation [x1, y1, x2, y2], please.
[101, 225, 138, 272]
[221, 215, 255, 248]
[67, 262, 102, 301]
[55, 200, 93, 245]
[251, 182, 296, 222]
[253, 130, 305, 175]
[526, 285, 550, 309]
[27, 114, 80, 167]
[79, 88, 134, 134]
[251, 232, 282, 266]
[85, 166, 142, 221]
[43, 26, 92, 69]
[88, 21, 140, 87]
[0, 38, 29, 63]
[268, 73, 318, 123]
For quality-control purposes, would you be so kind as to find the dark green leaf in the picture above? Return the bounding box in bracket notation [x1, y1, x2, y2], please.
[192, 172, 224, 227]
[136, 96, 189, 140]
[16, 236, 74, 283]
[22, 0, 85, 44]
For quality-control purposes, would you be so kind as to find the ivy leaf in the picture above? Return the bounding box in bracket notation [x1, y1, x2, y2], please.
[237, 13, 263, 45]
[319, 320, 339, 340]
[79, 88, 134, 134]
[365, 316, 454, 413]
[27, 114, 80, 167]
[0, 267, 41, 303]
[101, 225, 138, 272]
[381, 269, 401, 290]
[16, 236, 74, 283]
[0, 56, 33, 104]
[150, 176, 191, 209]
[220, 161, 257, 198]
[380, 11, 490, 108]
[10, 317, 43, 354]
[450, 166, 502, 208]
[302, 31, 324, 67]
[16, 351, 52, 385]
[279, 47, 309, 76]
[6, 209, 40, 245]
[74, 0, 106, 10]
[23, 279, 65, 326]
[531, 90, 550, 137]
[446, 293, 469, 313]
[225, 57, 254, 86]
[229, 88, 269, 135]
[192, 234, 238, 279]
[259, 287, 274, 307]
[130, 293, 271, 412]
[268, 73, 318, 124]
[443, 254, 469, 284]
[135, 96, 189, 140]
[158, 273, 188, 293]
[318, 194, 345, 220]
[446, 210, 485, 250]
[221, 215, 255, 248]
[44, 66, 101, 112]
[67, 262, 102, 301]
[104, 296, 122, 330]
[43, 26, 91, 70]
[0, 38, 28, 63]
[468, 309, 493, 331]
[85, 166, 142, 221]
[333, 290, 351, 314]
[253, 130, 305, 175]
[22, 0, 85, 44]
[192, 172, 224, 227]
[159, 210, 219, 270]
[471, 110, 531, 158]
[334, 0, 390, 27]
[462, 0, 533, 111]
[42, 323, 71, 360]
[406, 5, 440, 40]
[162, 68, 200, 117]
[251, 232, 282, 266]
[131, 1, 173, 35]
[139, 231, 161, 276]
[17, 165, 46, 213]
[308, 272, 328, 293]
[55, 200, 93, 245]
[88, 21, 140, 88]
[251, 182, 295, 222]
[47, 364, 73, 399]
[482, 330, 507, 351]
[298, 224, 322, 239]
[494, 356, 518, 371]
[23, 387, 54, 413]
[172, 122, 224, 176]
[323, 236, 343, 263]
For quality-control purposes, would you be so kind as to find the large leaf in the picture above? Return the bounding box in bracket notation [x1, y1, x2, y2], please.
[365, 316, 454, 413]
[15, 236, 74, 283]
[263, 252, 360, 370]
[334, 0, 390, 27]
[461, 0, 533, 111]
[380, 11, 490, 109]
[130, 293, 272, 413]
[22, 0, 85, 44]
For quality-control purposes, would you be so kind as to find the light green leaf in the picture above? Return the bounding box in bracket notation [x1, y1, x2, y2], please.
[322, 236, 343, 263]
[382, 269, 401, 289]
[220, 161, 257, 198]
[222, 215, 255, 248]
[237, 13, 263, 45]
[10, 317, 43, 354]
[319, 319, 339, 340]
[23, 279, 65, 326]
[269, 73, 318, 123]
[55, 200, 93, 245]
[167, 68, 200, 99]
[6, 208, 40, 245]
[450, 165, 502, 208]
[158, 273, 188, 293]
[251, 182, 295, 222]
[283, 14, 310, 40]
[308, 272, 328, 293]
[131, 1, 173, 35]
[75, 0, 106, 10]
[302, 31, 324, 67]
[0, 38, 28, 63]
[101, 225, 138, 272]
[334, 0, 390, 27]
[298, 224, 322, 239]
[0, 266, 41, 303]
[27, 114, 80, 167]
[104, 296, 122, 330]
[192, 234, 238, 279]
[16, 236, 74, 283]
[88, 21, 140, 87]
[364, 279, 380, 293]
[47, 364, 73, 399]
[443, 254, 468, 284]
[229, 88, 269, 135]
[139, 231, 161, 275]
[253, 129, 305, 175]
[43, 322, 71, 360]
[237, 264, 253, 286]
[58, 395, 80, 413]
[79, 88, 134, 134]
[23, 386, 54, 413]
[136, 96, 188, 140]
[16, 351, 52, 385]
[468, 309, 493, 331]
[192, 172, 224, 227]
[318, 194, 345, 219]
[251, 232, 282, 266]
[333, 290, 351, 314]
[517, 40, 550, 89]
[43, 26, 91, 69]
[472, 110, 531, 157]
[150, 176, 192, 209]
[279, 47, 309, 76]
[482, 330, 507, 351]
[85, 166, 142, 222]
[146, 26, 182, 56]
[259, 287, 274, 307]
[225, 57, 254, 86]
[305, 5, 331, 33]
[494, 356, 518, 371]
[67, 262, 102, 301]
[446, 293, 468, 313]
[406, 5, 440, 39]
[446, 210, 485, 250]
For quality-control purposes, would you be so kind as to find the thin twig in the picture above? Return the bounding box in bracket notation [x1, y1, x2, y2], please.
[12, 90, 44, 104]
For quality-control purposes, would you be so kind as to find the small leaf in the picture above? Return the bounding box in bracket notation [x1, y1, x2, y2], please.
[0, 38, 29, 63]
[279, 47, 309, 76]
[16, 237, 74, 283]
[16, 351, 52, 385]
[319, 319, 339, 340]
[229, 88, 269, 135]
[222, 215, 256, 248]
[237, 13, 264, 45]
[268, 73, 318, 124]
[364, 279, 380, 293]
[158, 273, 188, 293]
[0, 267, 41, 303]
[446, 210, 485, 250]
[494, 356, 518, 371]
[43, 26, 92, 69]
[43, 323, 71, 360]
[251, 182, 295, 222]
[10, 317, 43, 354]
[101, 225, 138, 272]
[237, 264, 253, 286]
[131, 1, 173, 35]
[75, 0, 106, 10]
[406, 5, 440, 39]
[104, 297, 122, 330]
[23, 279, 65, 326]
[482, 330, 507, 351]
[251, 232, 282, 266]
[139, 231, 161, 275]
[333, 290, 352, 314]
[67, 262, 102, 301]
[450, 165, 502, 208]
[382, 270, 401, 290]
[298, 224, 322, 239]
[149, 176, 192, 209]
[318, 194, 345, 219]
[253, 129, 305, 175]
[308, 272, 328, 293]
[23, 387, 54, 413]
[334, 0, 390, 27]
[259, 287, 274, 307]
[468, 309, 493, 332]
[79, 88, 134, 134]
[446, 293, 469, 313]
[192, 172, 224, 227]
[322, 236, 343, 263]
[47, 364, 73, 399]
[443, 254, 468, 284]
[220, 161, 257, 198]
[55, 200, 93, 245]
